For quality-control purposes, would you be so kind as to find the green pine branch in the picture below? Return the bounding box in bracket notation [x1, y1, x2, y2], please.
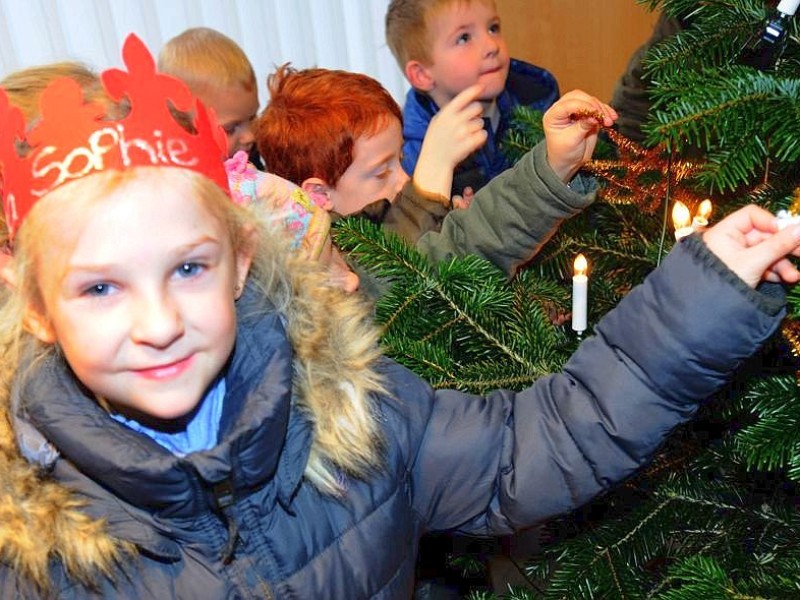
[333, 218, 575, 393]
[522, 464, 800, 599]
[724, 374, 800, 480]
[643, 67, 800, 191]
[641, 0, 767, 77]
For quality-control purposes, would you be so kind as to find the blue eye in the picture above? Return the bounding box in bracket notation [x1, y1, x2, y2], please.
[489, 22, 501, 35]
[176, 262, 204, 278]
[457, 33, 470, 44]
[83, 283, 113, 297]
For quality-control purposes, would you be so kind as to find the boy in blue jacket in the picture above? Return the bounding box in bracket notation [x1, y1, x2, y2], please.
[386, 0, 559, 196]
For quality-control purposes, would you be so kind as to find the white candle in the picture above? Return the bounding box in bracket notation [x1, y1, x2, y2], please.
[572, 254, 588, 334]
[672, 201, 693, 241]
[778, 0, 800, 16]
[691, 199, 713, 230]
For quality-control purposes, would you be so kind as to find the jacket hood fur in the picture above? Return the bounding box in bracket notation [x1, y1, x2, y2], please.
[0, 250, 386, 590]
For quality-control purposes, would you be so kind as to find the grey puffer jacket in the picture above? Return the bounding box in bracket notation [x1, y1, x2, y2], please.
[0, 236, 784, 599]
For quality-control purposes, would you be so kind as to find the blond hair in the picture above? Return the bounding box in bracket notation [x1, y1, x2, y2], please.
[0, 62, 121, 255]
[2, 166, 386, 496]
[158, 27, 256, 95]
[1, 62, 103, 123]
[385, 0, 495, 70]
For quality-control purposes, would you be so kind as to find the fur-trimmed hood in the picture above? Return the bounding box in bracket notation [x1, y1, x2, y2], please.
[0, 251, 387, 590]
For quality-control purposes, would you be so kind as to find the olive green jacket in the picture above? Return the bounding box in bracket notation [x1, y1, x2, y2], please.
[347, 141, 597, 298]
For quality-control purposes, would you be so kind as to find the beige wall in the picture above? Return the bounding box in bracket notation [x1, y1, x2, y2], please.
[497, 0, 660, 101]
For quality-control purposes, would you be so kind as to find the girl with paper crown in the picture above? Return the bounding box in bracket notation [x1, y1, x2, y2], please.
[1, 34, 799, 599]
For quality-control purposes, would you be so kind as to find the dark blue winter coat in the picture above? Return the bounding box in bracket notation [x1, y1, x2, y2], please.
[0, 234, 784, 599]
[401, 58, 559, 197]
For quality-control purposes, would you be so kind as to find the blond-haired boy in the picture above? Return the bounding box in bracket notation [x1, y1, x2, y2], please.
[158, 27, 259, 158]
[386, 0, 559, 196]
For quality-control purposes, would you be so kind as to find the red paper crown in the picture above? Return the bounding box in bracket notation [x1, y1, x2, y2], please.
[0, 34, 229, 240]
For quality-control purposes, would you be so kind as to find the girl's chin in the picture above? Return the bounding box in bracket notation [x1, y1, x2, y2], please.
[107, 398, 202, 429]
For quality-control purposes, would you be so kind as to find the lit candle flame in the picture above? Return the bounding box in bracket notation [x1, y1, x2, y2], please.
[696, 199, 712, 220]
[572, 253, 588, 334]
[573, 253, 588, 277]
[672, 201, 691, 230]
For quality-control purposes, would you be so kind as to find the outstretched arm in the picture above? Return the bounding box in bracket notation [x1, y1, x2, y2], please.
[405, 205, 800, 533]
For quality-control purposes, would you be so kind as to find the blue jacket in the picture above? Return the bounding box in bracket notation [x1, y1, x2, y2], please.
[401, 58, 559, 196]
[0, 235, 784, 598]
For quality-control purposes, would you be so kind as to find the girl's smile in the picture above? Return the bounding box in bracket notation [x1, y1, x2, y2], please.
[133, 354, 196, 381]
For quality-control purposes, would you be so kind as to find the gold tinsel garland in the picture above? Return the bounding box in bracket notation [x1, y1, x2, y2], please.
[569, 108, 708, 215]
[788, 186, 800, 215]
[782, 319, 800, 359]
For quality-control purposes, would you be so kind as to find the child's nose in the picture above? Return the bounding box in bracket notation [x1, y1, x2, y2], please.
[394, 168, 410, 197]
[483, 34, 500, 56]
[130, 292, 184, 348]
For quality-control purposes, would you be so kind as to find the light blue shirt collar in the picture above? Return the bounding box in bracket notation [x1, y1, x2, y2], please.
[110, 377, 226, 456]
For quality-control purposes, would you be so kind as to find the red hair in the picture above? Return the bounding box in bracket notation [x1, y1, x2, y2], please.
[256, 64, 402, 187]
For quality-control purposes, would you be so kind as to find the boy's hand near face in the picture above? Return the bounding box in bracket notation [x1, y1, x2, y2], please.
[413, 84, 487, 200]
[543, 90, 617, 183]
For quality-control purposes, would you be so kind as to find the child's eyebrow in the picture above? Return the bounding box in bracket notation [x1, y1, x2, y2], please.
[64, 238, 222, 273]
[169, 237, 223, 255]
[447, 23, 471, 36]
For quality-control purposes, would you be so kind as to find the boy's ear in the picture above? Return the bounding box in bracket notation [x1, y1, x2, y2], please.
[23, 305, 56, 345]
[6, 254, 56, 343]
[405, 60, 435, 92]
[301, 178, 335, 212]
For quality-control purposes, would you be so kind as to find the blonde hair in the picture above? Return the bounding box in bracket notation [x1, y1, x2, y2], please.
[1, 62, 103, 123]
[2, 166, 386, 496]
[158, 27, 256, 95]
[0, 63, 112, 415]
[0, 61, 121, 261]
[385, 0, 495, 70]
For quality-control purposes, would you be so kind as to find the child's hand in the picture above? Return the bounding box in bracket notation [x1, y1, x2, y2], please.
[328, 246, 360, 293]
[703, 205, 800, 288]
[543, 90, 617, 183]
[424, 84, 487, 169]
[414, 84, 487, 199]
[451, 186, 474, 210]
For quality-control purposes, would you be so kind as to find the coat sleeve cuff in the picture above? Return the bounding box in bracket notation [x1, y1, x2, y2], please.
[681, 233, 785, 316]
[531, 142, 597, 209]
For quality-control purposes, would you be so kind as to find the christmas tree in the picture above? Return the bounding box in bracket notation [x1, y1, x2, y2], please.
[335, 0, 800, 597]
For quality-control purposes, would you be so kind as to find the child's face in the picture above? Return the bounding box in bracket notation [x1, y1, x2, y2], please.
[30, 172, 251, 422]
[201, 84, 259, 158]
[328, 117, 409, 216]
[423, 1, 509, 108]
